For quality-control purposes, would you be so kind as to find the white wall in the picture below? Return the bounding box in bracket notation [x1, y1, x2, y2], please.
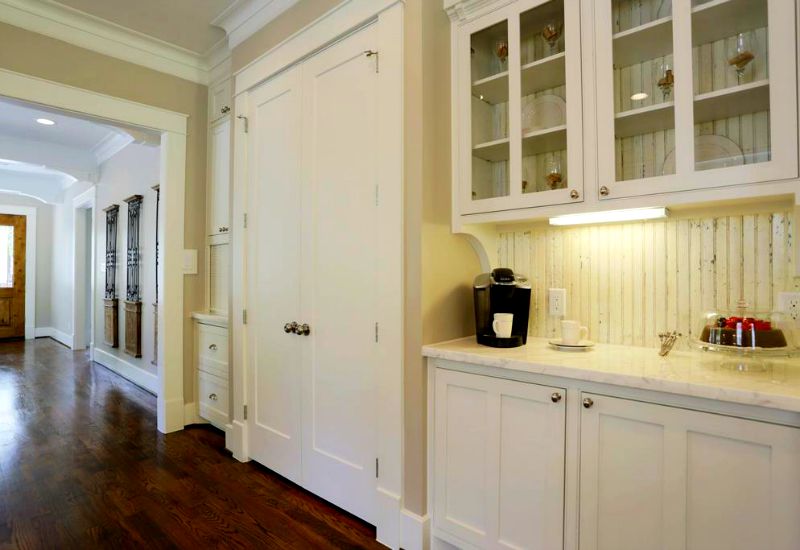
[93, 143, 160, 376]
[0, 193, 53, 328]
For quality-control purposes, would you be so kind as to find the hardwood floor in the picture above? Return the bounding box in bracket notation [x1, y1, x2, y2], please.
[0, 338, 383, 549]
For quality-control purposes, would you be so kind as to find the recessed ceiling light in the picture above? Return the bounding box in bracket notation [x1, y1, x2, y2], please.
[630, 92, 648, 101]
[36, 118, 55, 126]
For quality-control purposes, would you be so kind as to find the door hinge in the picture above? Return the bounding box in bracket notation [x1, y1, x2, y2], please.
[243, 213, 248, 229]
[375, 458, 379, 478]
[243, 405, 248, 420]
[375, 322, 379, 343]
[364, 50, 379, 73]
[242, 309, 248, 324]
[237, 114, 249, 133]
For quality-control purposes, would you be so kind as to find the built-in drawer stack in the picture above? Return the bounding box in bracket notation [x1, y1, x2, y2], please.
[195, 321, 229, 429]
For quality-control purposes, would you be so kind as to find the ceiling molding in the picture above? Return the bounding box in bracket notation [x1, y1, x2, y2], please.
[91, 131, 134, 165]
[0, 0, 215, 84]
[211, 0, 299, 49]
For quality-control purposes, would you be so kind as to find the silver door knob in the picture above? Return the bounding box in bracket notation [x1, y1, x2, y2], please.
[284, 322, 298, 334]
[551, 392, 562, 403]
[570, 189, 580, 200]
[209, 393, 218, 401]
[297, 323, 311, 336]
[583, 397, 594, 409]
[599, 185, 610, 197]
[208, 344, 217, 351]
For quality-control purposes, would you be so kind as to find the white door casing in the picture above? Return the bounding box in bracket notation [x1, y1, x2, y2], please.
[246, 66, 304, 484]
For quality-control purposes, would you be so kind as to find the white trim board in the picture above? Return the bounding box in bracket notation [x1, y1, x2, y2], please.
[0, 204, 36, 340]
[400, 510, 430, 550]
[93, 347, 158, 395]
[72, 186, 96, 352]
[212, 0, 300, 50]
[34, 327, 72, 348]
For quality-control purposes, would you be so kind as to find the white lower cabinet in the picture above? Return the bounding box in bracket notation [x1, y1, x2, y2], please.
[431, 366, 800, 550]
[579, 393, 800, 550]
[433, 368, 566, 549]
[194, 320, 229, 430]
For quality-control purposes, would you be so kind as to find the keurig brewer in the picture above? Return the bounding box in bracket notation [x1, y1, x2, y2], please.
[474, 268, 531, 348]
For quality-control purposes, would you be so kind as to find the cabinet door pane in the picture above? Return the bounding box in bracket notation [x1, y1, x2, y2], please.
[691, 0, 770, 171]
[471, 20, 510, 200]
[519, 1, 569, 195]
[612, 0, 676, 181]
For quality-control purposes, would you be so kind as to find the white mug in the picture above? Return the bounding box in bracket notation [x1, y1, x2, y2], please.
[561, 320, 588, 345]
[493, 313, 514, 338]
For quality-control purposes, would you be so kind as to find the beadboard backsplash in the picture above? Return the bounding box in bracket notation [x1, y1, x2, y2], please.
[498, 211, 798, 348]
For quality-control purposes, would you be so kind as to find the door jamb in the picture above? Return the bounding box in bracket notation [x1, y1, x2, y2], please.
[72, 186, 95, 355]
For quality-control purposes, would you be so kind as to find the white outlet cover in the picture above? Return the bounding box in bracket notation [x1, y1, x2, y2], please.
[549, 288, 567, 317]
[182, 249, 198, 275]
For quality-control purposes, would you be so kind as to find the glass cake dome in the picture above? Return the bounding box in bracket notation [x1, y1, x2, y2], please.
[691, 303, 797, 357]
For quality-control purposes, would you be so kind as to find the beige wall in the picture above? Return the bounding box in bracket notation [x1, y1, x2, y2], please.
[0, 21, 208, 398]
[230, 0, 479, 516]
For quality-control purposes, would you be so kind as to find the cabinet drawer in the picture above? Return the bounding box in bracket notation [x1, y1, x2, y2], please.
[197, 323, 228, 362]
[198, 371, 229, 428]
[197, 355, 228, 380]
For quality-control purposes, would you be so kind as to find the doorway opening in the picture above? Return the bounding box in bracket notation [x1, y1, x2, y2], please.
[0, 214, 26, 340]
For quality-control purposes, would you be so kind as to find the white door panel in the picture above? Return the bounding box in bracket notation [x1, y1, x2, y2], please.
[246, 67, 303, 484]
[300, 23, 379, 523]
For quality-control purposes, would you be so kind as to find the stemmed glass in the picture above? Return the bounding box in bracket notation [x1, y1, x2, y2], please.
[545, 157, 563, 190]
[657, 61, 674, 101]
[728, 33, 755, 84]
[542, 21, 563, 55]
[495, 40, 508, 72]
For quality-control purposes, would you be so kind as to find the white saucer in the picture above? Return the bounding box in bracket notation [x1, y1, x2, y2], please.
[548, 339, 595, 351]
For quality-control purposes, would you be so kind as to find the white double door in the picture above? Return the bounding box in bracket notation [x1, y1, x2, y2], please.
[245, 23, 379, 524]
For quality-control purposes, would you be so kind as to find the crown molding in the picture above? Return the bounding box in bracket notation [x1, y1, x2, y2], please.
[443, 0, 511, 22]
[211, 0, 300, 49]
[92, 131, 134, 165]
[0, 0, 217, 84]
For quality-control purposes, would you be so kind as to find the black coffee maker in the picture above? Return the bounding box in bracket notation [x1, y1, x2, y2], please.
[474, 268, 531, 348]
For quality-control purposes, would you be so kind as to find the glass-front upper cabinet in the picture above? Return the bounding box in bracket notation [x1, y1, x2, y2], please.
[595, 0, 797, 199]
[456, 0, 583, 215]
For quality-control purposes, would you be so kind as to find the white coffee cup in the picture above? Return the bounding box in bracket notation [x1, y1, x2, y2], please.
[561, 320, 588, 345]
[493, 313, 514, 338]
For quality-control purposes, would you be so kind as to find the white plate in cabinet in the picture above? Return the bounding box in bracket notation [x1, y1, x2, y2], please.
[594, 0, 798, 200]
[196, 323, 228, 365]
[198, 370, 229, 429]
[579, 393, 800, 550]
[433, 368, 565, 549]
[209, 78, 232, 122]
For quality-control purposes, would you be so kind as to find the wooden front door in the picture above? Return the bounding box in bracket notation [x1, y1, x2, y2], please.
[0, 214, 26, 339]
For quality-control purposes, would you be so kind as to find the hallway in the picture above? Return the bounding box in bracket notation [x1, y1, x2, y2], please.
[0, 338, 382, 549]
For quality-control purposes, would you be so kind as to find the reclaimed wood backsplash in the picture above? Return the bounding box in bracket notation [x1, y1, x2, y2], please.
[498, 211, 798, 347]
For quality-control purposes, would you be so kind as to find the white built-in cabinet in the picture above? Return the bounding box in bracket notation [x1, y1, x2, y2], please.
[209, 78, 232, 124]
[430, 363, 800, 550]
[194, 318, 229, 429]
[207, 116, 231, 237]
[448, 0, 799, 222]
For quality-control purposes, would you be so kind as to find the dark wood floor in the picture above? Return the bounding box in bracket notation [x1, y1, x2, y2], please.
[0, 338, 383, 549]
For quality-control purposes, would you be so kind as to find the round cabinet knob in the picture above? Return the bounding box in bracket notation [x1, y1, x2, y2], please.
[209, 393, 218, 401]
[297, 323, 311, 336]
[599, 186, 610, 197]
[583, 397, 594, 409]
[551, 392, 562, 403]
[570, 189, 580, 200]
[208, 344, 217, 351]
[284, 322, 298, 334]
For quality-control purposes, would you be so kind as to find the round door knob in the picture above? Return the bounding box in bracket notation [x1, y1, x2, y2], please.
[209, 393, 218, 401]
[570, 189, 580, 200]
[284, 322, 298, 334]
[551, 392, 562, 403]
[599, 185, 610, 197]
[208, 344, 217, 351]
[297, 323, 311, 336]
[583, 397, 594, 409]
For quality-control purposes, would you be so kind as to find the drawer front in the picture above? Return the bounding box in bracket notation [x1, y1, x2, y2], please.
[197, 354, 228, 380]
[198, 371, 229, 428]
[197, 323, 228, 363]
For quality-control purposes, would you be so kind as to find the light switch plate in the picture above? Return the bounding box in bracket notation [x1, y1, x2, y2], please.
[183, 249, 198, 275]
[778, 292, 800, 327]
[549, 288, 566, 317]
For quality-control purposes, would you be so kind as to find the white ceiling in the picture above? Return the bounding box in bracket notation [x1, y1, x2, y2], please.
[51, 0, 236, 54]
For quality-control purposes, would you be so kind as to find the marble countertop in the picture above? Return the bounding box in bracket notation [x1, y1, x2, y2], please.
[423, 337, 800, 413]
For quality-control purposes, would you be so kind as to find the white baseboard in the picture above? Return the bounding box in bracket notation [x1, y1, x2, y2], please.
[158, 396, 185, 434]
[376, 487, 401, 549]
[25, 324, 34, 340]
[401, 509, 430, 550]
[34, 326, 73, 348]
[226, 419, 249, 462]
[93, 347, 158, 394]
[184, 401, 203, 425]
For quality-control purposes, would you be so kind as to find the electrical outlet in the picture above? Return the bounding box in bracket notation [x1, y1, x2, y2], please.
[549, 288, 567, 317]
[778, 292, 800, 326]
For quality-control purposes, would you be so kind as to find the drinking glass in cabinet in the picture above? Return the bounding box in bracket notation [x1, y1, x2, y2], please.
[612, 0, 676, 181]
[471, 20, 510, 200]
[691, 0, 770, 171]
[520, 0, 569, 194]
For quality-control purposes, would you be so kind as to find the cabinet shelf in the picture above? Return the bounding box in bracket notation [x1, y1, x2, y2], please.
[615, 102, 674, 138]
[473, 137, 510, 162]
[694, 79, 770, 124]
[613, 16, 673, 68]
[522, 125, 567, 156]
[521, 52, 566, 96]
[473, 71, 509, 105]
[692, 0, 768, 47]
